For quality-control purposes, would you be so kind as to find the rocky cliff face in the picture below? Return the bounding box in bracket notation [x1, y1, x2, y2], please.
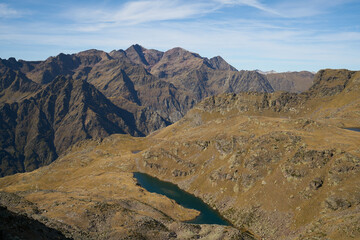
[124, 44, 164, 69]
[0, 60, 40, 103]
[0, 76, 143, 177]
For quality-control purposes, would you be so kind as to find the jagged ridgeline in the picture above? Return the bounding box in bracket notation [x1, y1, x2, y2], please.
[1, 44, 313, 177]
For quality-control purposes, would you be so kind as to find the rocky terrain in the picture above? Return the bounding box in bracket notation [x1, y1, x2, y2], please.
[0, 193, 70, 240]
[0, 75, 146, 177]
[0, 45, 282, 177]
[0, 68, 359, 239]
[1, 44, 275, 123]
[0, 136, 250, 239]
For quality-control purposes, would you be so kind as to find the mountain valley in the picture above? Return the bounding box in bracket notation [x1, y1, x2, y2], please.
[0, 46, 359, 240]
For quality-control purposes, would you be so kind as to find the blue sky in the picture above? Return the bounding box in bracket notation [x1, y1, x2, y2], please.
[0, 0, 359, 72]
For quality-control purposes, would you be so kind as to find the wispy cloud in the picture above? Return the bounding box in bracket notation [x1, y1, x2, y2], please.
[0, 3, 21, 18]
[68, 0, 349, 32]
[217, 0, 356, 18]
[3, 17, 359, 71]
[68, 0, 353, 33]
[272, 0, 355, 18]
[68, 0, 282, 32]
[216, 0, 280, 15]
[0, 0, 359, 71]
[69, 0, 213, 27]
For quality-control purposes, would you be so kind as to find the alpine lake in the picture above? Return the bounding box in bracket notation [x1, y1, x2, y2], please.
[133, 172, 231, 226]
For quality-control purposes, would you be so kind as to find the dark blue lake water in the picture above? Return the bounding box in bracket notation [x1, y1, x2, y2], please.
[133, 172, 231, 225]
[345, 128, 360, 132]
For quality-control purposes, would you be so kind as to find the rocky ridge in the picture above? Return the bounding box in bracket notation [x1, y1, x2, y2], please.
[0, 76, 142, 177]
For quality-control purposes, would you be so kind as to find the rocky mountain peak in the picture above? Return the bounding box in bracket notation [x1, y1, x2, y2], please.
[163, 47, 202, 60]
[109, 49, 127, 59]
[128, 44, 146, 52]
[125, 44, 149, 66]
[76, 49, 112, 64]
[150, 47, 204, 78]
[124, 44, 164, 69]
[208, 56, 237, 71]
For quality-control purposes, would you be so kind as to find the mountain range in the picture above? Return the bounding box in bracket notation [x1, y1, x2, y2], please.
[0, 44, 314, 177]
[0, 66, 358, 239]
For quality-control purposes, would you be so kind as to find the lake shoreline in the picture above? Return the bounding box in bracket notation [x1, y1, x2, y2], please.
[133, 172, 233, 226]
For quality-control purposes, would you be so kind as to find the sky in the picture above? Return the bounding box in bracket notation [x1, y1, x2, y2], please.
[0, 0, 359, 72]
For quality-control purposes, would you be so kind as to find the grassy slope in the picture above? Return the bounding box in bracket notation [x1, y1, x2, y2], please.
[0, 136, 242, 239]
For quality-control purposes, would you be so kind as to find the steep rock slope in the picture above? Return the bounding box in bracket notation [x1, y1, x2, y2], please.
[150, 47, 273, 96]
[0, 76, 142, 177]
[124, 44, 164, 69]
[79, 50, 182, 123]
[0, 60, 40, 103]
[14, 45, 274, 124]
[148, 47, 274, 118]
[95, 46, 274, 122]
[24, 50, 111, 84]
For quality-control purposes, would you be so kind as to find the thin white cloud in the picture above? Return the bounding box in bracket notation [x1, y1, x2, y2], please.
[114, 0, 213, 24]
[67, 0, 354, 32]
[2, 18, 359, 71]
[309, 32, 360, 43]
[272, 0, 355, 18]
[0, 3, 21, 18]
[217, 0, 356, 18]
[70, 0, 213, 27]
[1, 0, 359, 72]
[216, 0, 280, 15]
[68, 0, 282, 32]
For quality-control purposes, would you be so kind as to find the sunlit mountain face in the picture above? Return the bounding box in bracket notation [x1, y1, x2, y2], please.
[0, 0, 359, 239]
